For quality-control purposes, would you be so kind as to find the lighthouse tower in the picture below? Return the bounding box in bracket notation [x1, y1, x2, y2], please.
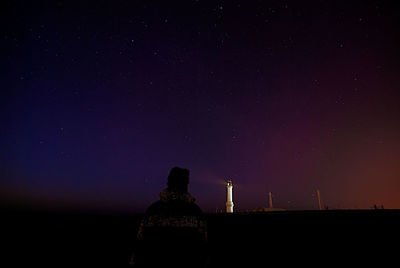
[226, 180, 234, 213]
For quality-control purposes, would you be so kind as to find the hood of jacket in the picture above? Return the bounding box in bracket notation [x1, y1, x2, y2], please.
[159, 188, 195, 203]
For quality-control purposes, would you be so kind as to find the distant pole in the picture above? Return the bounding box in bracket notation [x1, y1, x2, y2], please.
[316, 189, 323, 210]
[226, 180, 234, 213]
[268, 192, 273, 209]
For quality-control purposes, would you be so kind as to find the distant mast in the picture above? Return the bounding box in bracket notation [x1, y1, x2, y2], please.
[226, 180, 234, 213]
[316, 189, 323, 210]
[268, 192, 273, 209]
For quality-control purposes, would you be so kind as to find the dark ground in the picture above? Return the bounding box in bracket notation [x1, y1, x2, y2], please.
[2, 207, 399, 267]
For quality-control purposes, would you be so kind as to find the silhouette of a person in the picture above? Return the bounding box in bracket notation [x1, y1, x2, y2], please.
[133, 167, 207, 268]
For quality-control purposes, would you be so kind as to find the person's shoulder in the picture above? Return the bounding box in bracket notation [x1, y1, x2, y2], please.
[187, 202, 204, 215]
[145, 200, 166, 215]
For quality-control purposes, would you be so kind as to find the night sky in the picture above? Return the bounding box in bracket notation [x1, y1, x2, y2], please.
[1, 0, 400, 212]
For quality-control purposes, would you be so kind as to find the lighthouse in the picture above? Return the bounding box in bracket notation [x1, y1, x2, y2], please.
[226, 180, 234, 213]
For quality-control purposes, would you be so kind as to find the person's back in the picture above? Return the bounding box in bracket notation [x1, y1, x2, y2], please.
[134, 167, 207, 268]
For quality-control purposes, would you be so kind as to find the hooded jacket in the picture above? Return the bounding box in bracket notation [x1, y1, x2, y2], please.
[137, 188, 207, 241]
[134, 189, 207, 268]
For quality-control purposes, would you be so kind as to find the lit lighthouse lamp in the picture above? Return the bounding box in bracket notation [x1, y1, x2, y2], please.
[226, 180, 234, 213]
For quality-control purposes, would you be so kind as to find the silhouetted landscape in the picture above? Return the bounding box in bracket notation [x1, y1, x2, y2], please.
[3, 207, 399, 267]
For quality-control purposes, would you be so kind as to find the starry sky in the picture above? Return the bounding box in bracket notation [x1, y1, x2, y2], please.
[1, 0, 400, 212]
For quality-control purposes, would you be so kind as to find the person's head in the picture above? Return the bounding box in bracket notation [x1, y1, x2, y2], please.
[167, 167, 189, 192]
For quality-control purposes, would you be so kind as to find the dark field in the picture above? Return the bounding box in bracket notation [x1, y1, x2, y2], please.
[3, 208, 399, 267]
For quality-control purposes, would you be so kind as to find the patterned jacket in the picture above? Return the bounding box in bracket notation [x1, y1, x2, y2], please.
[134, 189, 207, 267]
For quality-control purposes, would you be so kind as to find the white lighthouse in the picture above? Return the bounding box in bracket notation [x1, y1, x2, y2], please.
[226, 180, 234, 213]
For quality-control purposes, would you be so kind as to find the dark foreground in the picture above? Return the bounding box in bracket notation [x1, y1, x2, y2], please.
[3, 208, 399, 267]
